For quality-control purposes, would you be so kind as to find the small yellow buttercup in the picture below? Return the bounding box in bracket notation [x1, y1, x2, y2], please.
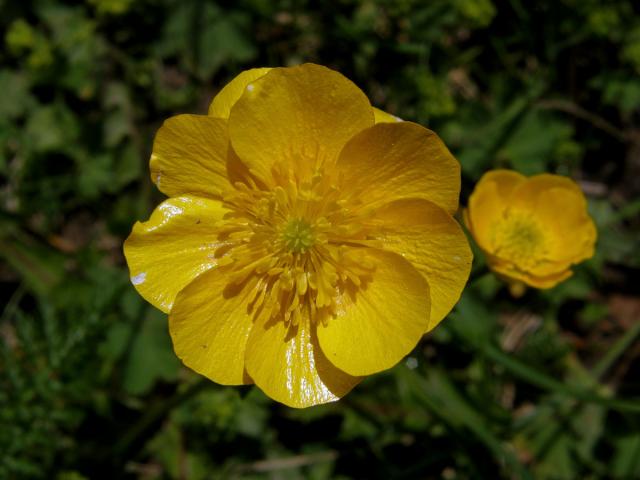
[465, 169, 596, 290]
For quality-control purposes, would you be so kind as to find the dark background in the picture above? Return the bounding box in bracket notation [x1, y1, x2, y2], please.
[1, 1, 640, 478]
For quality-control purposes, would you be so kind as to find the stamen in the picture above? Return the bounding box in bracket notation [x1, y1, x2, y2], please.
[214, 164, 377, 327]
[492, 210, 548, 269]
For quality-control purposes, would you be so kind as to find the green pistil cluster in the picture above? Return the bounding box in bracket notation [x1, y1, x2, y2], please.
[282, 218, 315, 253]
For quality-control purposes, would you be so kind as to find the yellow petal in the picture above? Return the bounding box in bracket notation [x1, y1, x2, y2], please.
[335, 122, 460, 215]
[208, 67, 272, 118]
[466, 180, 503, 252]
[150, 115, 232, 199]
[373, 106, 402, 123]
[123, 195, 229, 313]
[466, 170, 526, 251]
[490, 260, 573, 289]
[373, 199, 472, 330]
[531, 187, 597, 264]
[525, 270, 573, 289]
[486, 251, 564, 282]
[228, 63, 374, 184]
[244, 306, 361, 408]
[169, 268, 254, 385]
[316, 249, 430, 377]
[477, 169, 526, 199]
[510, 173, 585, 211]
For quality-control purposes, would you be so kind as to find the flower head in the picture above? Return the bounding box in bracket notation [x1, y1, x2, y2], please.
[465, 169, 597, 290]
[124, 64, 472, 407]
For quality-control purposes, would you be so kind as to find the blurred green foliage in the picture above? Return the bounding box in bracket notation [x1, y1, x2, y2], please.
[1, 0, 640, 478]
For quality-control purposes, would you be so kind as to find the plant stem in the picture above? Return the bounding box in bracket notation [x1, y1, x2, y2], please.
[593, 322, 640, 380]
[480, 342, 640, 413]
[113, 378, 211, 458]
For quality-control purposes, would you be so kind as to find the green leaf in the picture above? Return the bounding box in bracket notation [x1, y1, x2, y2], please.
[103, 82, 133, 147]
[456, 81, 545, 176]
[196, 8, 257, 79]
[398, 365, 533, 480]
[501, 110, 574, 175]
[447, 289, 497, 346]
[0, 232, 66, 297]
[112, 143, 142, 190]
[0, 71, 34, 119]
[611, 433, 640, 479]
[24, 103, 80, 153]
[76, 153, 114, 199]
[122, 309, 180, 396]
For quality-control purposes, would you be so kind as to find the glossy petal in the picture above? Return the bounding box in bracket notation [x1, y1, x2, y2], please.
[124, 196, 229, 313]
[374, 199, 472, 330]
[373, 106, 402, 123]
[317, 249, 430, 377]
[228, 63, 374, 183]
[150, 115, 232, 198]
[336, 122, 460, 215]
[245, 307, 361, 408]
[169, 268, 254, 385]
[208, 67, 272, 118]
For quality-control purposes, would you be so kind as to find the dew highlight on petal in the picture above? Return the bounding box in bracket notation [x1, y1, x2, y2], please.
[131, 272, 147, 285]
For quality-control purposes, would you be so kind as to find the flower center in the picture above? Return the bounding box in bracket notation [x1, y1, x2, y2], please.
[492, 210, 548, 268]
[216, 165, 376, 328]
[281, 218, 315, 253]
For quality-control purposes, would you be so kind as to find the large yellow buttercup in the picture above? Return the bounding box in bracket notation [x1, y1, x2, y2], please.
[465, 169, 596, 290]
[124, 64, 472, 407]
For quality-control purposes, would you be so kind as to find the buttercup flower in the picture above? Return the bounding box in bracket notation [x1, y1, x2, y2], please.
[465, 169, 596, 290]
[124, 64, 472, 407]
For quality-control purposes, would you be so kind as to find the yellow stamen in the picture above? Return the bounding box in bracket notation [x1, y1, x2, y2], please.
[215, 167, 376, 326]
[492, 210, 548, 269]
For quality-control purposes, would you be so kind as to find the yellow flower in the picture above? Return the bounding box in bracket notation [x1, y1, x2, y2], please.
[124, 64, 472, 407]
[465, 169, 597, 289]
